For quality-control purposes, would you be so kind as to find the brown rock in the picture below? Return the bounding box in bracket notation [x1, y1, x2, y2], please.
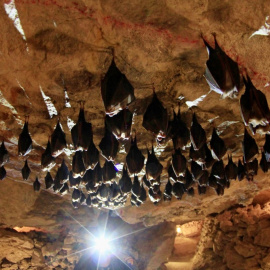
[234, 241, 256, 258]
[254, 228, 270, 247]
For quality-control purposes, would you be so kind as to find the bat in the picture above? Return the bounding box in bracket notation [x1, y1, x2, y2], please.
[97, 184, 110, 201]
[225, 155, 238, 180]
[145, 145, 163, 180]
[101, 58, 135, 116]
[215, 184, 224, 196]
[138, 182, 147, 203]
[211, 160, 225, 179]
[198, 185, 207, 195]
[184, 168, 195, 190]
[119, 166, 132, 194]
[190, 113, 206, 150]
[102, 160, 116, 184]
[45, 172, 54, 189]
[240, 75, 270, 134]
[21, 159, 31, 181]
[142, 174, 151, 189]
[142, 88, 168, 144]
[18, 117, 32, 156]
[202, 34, 240, 99]
[0, 141, 9, 167]
[33, 177, 40, 191]
[208, 173, 218, 189]
[187, 188, 194, 197]
[92, 162, 103, 187]
[172, 148, 186, 177]
[210, 128, 227, 160]
[244, 158, 258, 181]
[105, 108, 133, 140]
[168, 103, 190, 150]
[72, 189, 81, 202]
[99, 122, 119, 161]
[260, 151, 268, 173]
[126, 135, 145, 175]
[0, 166, 6, 180]
[51, 120, 66, 157]
[71, 103, 93, 151]
[148, 186, 162, 203]
[242, 128, 258, 162]
[237, 160, 245, 181]
[83, 140, 99, 170]
[198, 170, 209, 186]
[263, 134, 270, 162]
[72, 201, 79, 209]
[41, 139, 56, 170]
[172, 182, 185, 200]
[80, 192, 86, 205]
[191, 160, 203, 181]
[69, 171, 81, 189]
[60, 183, 69, 195]
[72, 151, 85, 178]
[55, 159, 69, 184]
[189, 144, 206, 165]
[131, 175, 141, 197]
[163, 178, 172, 201]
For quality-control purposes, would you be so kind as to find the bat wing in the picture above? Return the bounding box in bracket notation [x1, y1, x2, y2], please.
[102, 160, 116, 184]
[22, 159, 31, 180]
[190, 114, 206, 150]
[18, 122, 32, 156]
[51, 121, 66, 157]
[0, 142, 9, 167]
[83, 140, 99, 170]
[72, 151, 85, 178]
[41, 140, 56, 170]
[242, 129, 258, 162]
[45, 172, 54, 189]
[172, 149, 186, 177]
[210, 128, 227, 160]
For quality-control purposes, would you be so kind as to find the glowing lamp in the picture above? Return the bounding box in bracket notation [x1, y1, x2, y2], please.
[94, 236, 111, 253]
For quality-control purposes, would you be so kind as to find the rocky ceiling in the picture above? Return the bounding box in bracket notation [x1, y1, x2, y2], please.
[1, 0, 270, 269]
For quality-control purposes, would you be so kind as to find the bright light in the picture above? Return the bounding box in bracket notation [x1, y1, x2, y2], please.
[176, 226, 182, 234]
[94, 236, 111, 253]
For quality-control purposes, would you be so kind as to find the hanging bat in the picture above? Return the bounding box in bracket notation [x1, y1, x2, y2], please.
[86, 195, 92, 207]
[72, 201, 79, 209]
[0, 166, 6, 180]
[102, 160, 116, 184]
[99, 122, 119, 161]
[260, 151, 268, 173]
[105, 108, 133, 140]
[168, 103, 190, 150]
[72, 151, 85, 178]
[80, 192, 86, 205]
[225, 155, 238, 180]
[60, 183, 69, 195]
[142, 88, 168, 144]
[242, 128, 258, 163]
[204, 143, 215, 168]
[211, 160, 225, 179]
[33, 177, 40, 191]
[198, 170, 209, 186]
[184, 168, 195, 190]
[202, 34, 240, 99]
[172, 182, 185, 200]
[237, 160, 245, 181]
[189, 144, 206, 165]
[0, 142, 9, 167]
[55, 159, 69, 184]
[240, 75, 270, 134]
[126, 135, 145, 175]
[163, 178, 172, 201]
[187, 187, 195, 197]
[210, 128, 227, 160]
[172, 149, 186, 177]
[119, 166, 132, 194]
[18, 117, 32, 156]
[215, 184, 224, 196]
[208, 173, 218, 189]
[142, 174, 151, 189]
[191, 160, 203, 181]
[21, 159, 31, 181]
[97, 184, 110, 201]
[145, 145, 163, 180]
[138, 182, 147, 203]
[71, 103, 93, 151]
[51, 120, 67, 157]
[244, 158, 258, 181]
[190, 113, 206, 150]
[72, 189, 81, 202]
[92, 162, 103, 187]
[263, 134, 270, 162]
[69, 170, 81, 189]
[83, 140, 99, 170]
[148, 186, 162, 203]
[84, 170, 98, 193]
[131, 175, 141, 197]
[45, 172, 54, 189]
[101, 58, 135, 116]
[41, 139, 56, 170]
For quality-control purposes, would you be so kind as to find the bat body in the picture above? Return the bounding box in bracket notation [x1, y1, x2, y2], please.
[145, 146, 163, 180]
[101, 59, 135, 116]
[51, 120, 66, 157]
[242, 128, 258, 162]
[0, 166, 6, 180]
[237, 160, 245, 181]
[211, 160, 225, 179]
[41, 139, 56, 170]
[189, 144, 206, 165]
[163, 178, 172, 201]
[18, 119, 32, 156]
[22, 160, 31, 181]
[72, 151, 85, 178]
[202, 35, 240, 99]
[83, 140, 99, 170]
[33, 177, 40, 191]
[142, 90, 168, 143]
[0, 142, 9, 167]
[131, 175, 141, 197]
[260, 151, 268, 173]
[191, 161, 203, 181]
[126, 136, 145, 175]
[105, 108, 133, 140]
[172, 182, 185, 200]
[225, 155, 238, 180]
[55, 160, 69, 184]
[263, 134, 270, 162]
[119, 167, 132, 194]
[172, 149, 186, 177]
[45, 172, 54, 189]
[71, 106, 93, 151]
[102, 160, 116, 184]
[210, 128, 227, 160]
[190, 114, 206, 150]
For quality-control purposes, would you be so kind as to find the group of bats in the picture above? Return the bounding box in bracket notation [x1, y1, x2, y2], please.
[0, 35, 270, 209]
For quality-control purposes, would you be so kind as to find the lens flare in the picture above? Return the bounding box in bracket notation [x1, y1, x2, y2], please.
[94, 236, 111, 253]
